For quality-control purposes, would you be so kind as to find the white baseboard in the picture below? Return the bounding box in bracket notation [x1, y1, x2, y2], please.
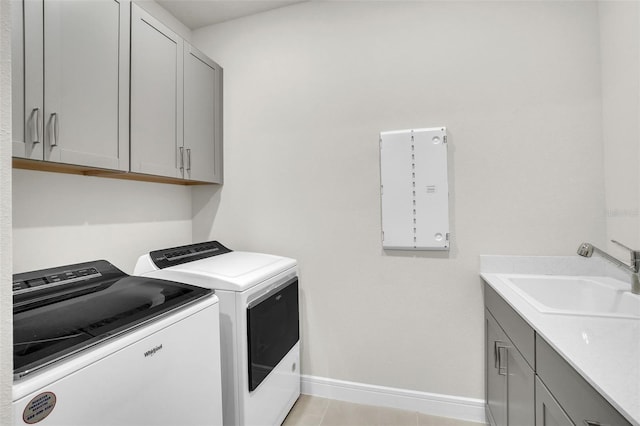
[301, 375, 487, 424]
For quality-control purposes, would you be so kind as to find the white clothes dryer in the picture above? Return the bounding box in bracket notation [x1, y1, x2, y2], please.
[134, 241, 300, 426]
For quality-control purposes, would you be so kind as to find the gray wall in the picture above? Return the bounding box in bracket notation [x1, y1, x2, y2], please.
[191, 1, 606, 399]
[12, 170, 193, 274]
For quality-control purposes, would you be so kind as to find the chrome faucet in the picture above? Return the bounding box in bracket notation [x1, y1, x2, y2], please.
[577, 241, 640, 295]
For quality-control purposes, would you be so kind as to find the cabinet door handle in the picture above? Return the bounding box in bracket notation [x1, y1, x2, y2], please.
[49, 113, 59, 147]
[583, 421, 608, 426]
[30, 108, 41, 144]
[186, 148, 191, 171]
[495, 341, 508, 375]
[179, 147, 185, 171]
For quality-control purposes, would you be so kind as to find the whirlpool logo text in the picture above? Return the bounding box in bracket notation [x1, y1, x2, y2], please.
[144, 344, 163, 358]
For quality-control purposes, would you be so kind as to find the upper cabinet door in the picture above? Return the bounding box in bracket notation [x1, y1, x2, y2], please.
[43, 0, 129, 170]
[13, 0, 44, 160]
[11, 0, 25, 156]
[184, 43, 223, 184]
[130, 4, 183, 179]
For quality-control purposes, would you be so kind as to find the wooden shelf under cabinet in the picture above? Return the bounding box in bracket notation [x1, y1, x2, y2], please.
[13, 158, 216, 186]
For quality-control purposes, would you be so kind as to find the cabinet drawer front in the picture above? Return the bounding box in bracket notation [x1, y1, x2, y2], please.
[484, 281, 535, 368]
[536, 336, 631, 426]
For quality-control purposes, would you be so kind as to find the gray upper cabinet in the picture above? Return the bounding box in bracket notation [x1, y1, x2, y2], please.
[131, 5, 223, 184]
[11, 0, 29, 158]
[184, 43, 223, 184]
[13, 0, 130, 170]
[13, 0, 43, 161]
[13, 1, 222, 184]
[130, 3, 183, 179]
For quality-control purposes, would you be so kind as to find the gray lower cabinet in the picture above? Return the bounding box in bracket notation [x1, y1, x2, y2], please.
[13, 0, 130, 170]
[485, 308, 535, 426]
[536, 336, 631, 426]
[486, 311, 508, 426]
[484, 281, 632, 426]
[535, 377, 573, 426]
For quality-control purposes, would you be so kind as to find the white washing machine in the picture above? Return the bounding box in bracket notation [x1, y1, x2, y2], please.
[134, 241, 300, 426]
[12, 260, 223, 426]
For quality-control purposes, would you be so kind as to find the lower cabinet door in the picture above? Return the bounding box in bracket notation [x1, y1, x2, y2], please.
[486, 310, 507, 426]
[536, 377, 574, 426]
[506, 339, 535, 426]
[486, 309, 535, 426]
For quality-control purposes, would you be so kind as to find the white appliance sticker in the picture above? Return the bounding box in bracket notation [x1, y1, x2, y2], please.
[22, 392, 57, 424]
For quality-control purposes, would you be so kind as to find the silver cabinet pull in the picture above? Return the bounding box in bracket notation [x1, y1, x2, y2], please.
[49, 113, 59, 147]
[186, 148, 191, 171]
[179, 147, 185, 170]
[498, 345, 508, 375]
[30, 108, 41, 144]
[494, 341, 508, 376]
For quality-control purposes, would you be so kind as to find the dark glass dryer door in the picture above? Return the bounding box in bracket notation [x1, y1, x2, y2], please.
[13, 260, 212, 379]
[247, 277, 299, 392]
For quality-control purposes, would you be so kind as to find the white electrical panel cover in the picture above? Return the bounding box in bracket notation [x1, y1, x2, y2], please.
[380, 127, 450, 250]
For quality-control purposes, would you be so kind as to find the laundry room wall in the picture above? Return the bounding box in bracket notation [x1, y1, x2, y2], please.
[12, 170, 194, 274]
[191, 0, 606, 401]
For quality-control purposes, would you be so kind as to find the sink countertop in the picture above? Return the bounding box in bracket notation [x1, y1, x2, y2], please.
[480, 256, 640, 426]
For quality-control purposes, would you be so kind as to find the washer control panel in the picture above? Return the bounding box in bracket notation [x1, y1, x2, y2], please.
[13, 266, 102, 294]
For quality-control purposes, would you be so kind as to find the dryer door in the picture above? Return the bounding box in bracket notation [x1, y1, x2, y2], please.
[246, 278, 299, 392]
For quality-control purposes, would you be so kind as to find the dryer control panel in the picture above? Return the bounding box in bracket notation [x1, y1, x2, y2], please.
[150, 240, 232, 269]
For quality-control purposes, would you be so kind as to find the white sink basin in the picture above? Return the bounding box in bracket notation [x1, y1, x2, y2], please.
[502, 275, 640, 319]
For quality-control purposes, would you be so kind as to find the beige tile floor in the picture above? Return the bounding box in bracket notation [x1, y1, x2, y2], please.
[282, 395, 487, 426]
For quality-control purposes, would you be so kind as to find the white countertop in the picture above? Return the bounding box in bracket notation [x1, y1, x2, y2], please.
[481, 267, 640, 425]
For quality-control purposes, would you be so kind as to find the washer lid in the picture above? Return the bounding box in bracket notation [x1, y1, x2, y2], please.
[13, 260, 213, 380]
[145, 251, 297, 291]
